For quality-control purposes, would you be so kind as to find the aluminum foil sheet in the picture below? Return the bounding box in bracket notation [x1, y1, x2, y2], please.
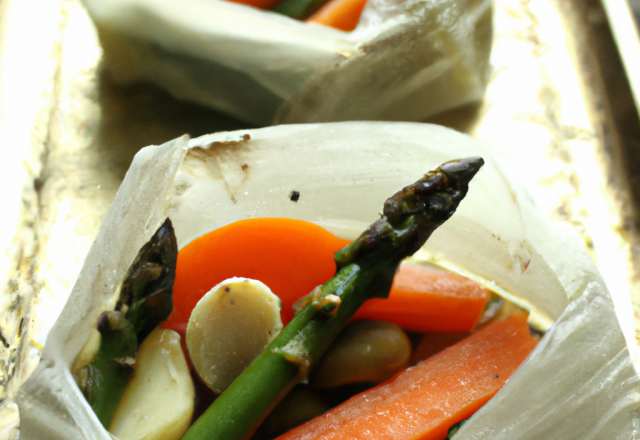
[1, 0, 639, 436]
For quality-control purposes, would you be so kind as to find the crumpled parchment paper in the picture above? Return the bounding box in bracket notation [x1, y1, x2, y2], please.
[81, 0, 491, 126]
[17, 122, 640, 439]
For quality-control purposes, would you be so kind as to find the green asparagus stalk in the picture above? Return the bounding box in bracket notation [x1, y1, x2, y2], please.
[181, 157, 484, 440]
[75, 218, 177, 428]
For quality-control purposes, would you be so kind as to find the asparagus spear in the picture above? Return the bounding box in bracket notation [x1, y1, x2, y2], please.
[75, 218, 177, 428]
[182, 157, 484, 440]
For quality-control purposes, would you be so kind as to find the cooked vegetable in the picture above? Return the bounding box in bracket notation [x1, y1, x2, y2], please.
[166, 221, 488, 342]
[180, 157, 484, 440]
[186, 277, 283, 393]
[109, 328, 194, 440]
[226, 0, 283, 9]
[74, 219, 177, 428]
[269, 0, 368, 30]
[354, 264, 489, 332]
[270, 0, 329, 20]
[306, 0, 368, 31]
[257, 385, 332, 438]
[19, 125, 634, 440]
[163, 218, 348, 336]
[310, 320, 411, 388]
[71, 327, 101, 372]
[410, 331, 470, 365]
[276, 311, 537, 440]
[227, 0, 367, 30]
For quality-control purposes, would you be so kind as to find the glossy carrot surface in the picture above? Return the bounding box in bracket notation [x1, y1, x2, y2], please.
[276, 311, 537, 440]
[306, 0, 368, 31]
[354, 265, 489, 332]
[162, 218, 349, 337]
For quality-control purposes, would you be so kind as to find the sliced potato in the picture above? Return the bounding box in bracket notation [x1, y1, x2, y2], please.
[109, 328, 194, 440]
[186, 277, 283, 394]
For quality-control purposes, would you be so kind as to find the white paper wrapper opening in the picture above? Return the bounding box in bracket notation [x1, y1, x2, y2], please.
[81, 0, 492, 126]
[17, 122, 640, 439]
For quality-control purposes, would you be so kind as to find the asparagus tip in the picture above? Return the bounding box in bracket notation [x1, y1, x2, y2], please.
[439, 157, 484, 185]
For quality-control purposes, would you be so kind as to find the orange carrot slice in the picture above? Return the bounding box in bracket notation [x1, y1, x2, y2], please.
[164, 220, 489, 340]
[226, 0, 284, 10]
[354, 265, 489, 333]
[306, 0, 368, 31]
[162, 218, 349, 337]
[276, 311, 537, 440]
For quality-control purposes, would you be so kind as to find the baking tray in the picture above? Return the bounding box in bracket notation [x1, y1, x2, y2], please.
[602, 0, 640, 119]
[1, 0, 640, 435]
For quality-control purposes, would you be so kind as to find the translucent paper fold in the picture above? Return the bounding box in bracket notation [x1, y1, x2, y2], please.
[82, 0, 492, 125]
[17, 122, 640, 439]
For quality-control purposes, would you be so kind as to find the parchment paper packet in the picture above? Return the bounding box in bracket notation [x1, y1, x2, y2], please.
[82, 0, 491, 126]
[17, 122, 640, 439]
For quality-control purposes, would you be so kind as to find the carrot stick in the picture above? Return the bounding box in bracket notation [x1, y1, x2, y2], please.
[353, 265, 489, 333]
[226, 0, 284, 10]
[305, 0, 368, 31]
[276, 311, 537, 440]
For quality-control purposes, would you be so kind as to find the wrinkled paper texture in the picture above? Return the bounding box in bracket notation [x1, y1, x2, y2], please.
[81, 0, 491, 126]
[17, 123, 640, 439]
